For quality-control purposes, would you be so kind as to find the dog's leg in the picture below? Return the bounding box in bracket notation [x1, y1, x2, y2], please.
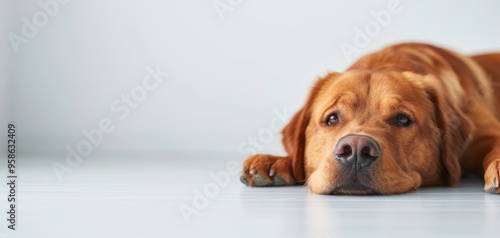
[462, 106, 500, 194]
[464, 111, 500, 194]
[463, 130, 500, 194]
[470, 53, 500, 193]
[474, 107, 500, 195]
[483, 147, 500, 194]
[240, 155, 295, 186]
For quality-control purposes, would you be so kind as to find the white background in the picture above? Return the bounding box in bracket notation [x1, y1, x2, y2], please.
[3, 0, 500, 155]
[1, 2, 500, 238]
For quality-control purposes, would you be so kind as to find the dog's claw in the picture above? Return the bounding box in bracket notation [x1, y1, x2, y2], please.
[484, 160, 500, 194]
[484, 177, 500, 194]
[241, 174, 287, 187]
[273, 176, 286, 186]
[485, 185, 498, 194]
[253, 174, 270, 186]
[240, 175, 249, 186]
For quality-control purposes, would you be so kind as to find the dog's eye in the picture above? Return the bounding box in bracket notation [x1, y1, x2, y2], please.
[395, 114, 412, 127]
[326, 113, 339, 126]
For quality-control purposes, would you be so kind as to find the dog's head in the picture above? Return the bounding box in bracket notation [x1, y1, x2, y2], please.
[283, 71, 472, 195]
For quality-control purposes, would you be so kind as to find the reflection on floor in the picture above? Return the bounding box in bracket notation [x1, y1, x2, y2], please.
[3, 151, 499, 238]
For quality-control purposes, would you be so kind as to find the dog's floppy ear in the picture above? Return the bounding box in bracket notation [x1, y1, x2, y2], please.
[281, 73, 340, 184]
[426, 84, 473, 186]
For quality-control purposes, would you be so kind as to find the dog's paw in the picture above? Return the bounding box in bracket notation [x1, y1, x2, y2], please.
[484, 159, 500, 194]
[240, 154, 295, 187]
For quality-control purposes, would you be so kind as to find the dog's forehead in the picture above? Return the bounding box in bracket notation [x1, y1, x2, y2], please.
[318, 71, 421, 102]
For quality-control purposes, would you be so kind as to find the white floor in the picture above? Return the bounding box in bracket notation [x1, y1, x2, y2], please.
[2, 151, 499, 238]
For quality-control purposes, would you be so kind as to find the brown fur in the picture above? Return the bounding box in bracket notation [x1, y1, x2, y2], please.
[241, 43, 500, 195]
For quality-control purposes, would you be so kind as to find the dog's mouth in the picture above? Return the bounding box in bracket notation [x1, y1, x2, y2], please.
[330, 180, 381, 195]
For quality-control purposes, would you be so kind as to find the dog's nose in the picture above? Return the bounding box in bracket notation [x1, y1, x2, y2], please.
[334, 135, 381, 168]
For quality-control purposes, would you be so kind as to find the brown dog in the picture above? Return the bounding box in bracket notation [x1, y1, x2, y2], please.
[240, 43, 500, 195]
